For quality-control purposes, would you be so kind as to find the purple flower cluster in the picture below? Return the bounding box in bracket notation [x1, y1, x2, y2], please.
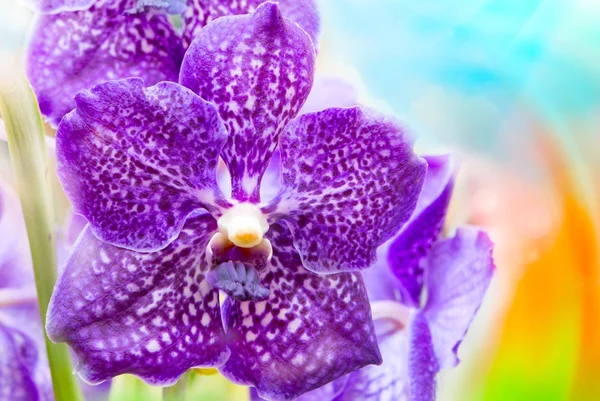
[17, 1, 496, 400]
[26, 0, 319, 127]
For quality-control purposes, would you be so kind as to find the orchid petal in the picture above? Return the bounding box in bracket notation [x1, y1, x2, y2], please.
[47, 215, 229, 385]
[360, 244, 403, 303]
[26, 0, 184, 127]
[407, 312, 437, 401]
[422, 227, 495, 369]
[0, 301, 53, 401]
[182, 0, 320, 50]
[180, 3, 316, 202]
[0, 323, 41, 401]
[269, 107, 426, 273]
[220, 223, 381, 401]
[323, 319, 410, 401]
[56, 78, 228, 252]
[388, 155, 454, 307]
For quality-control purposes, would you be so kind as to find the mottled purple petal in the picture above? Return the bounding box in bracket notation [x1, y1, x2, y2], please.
[0, 323, 40, 401]
[180, 3, 316, 202]
[21, 0, 94, 14]
[269, 107, 426, 273]
[220, 223, 381, 401]
[47, 215, 229, 385]
[26, 0, 184, 127]
[422, 227, 495, 369]
[56, 78, 228, 252]
[182, 0, 320, 50]
[387, 154, 454, 307]
[407, 312, 437, 401]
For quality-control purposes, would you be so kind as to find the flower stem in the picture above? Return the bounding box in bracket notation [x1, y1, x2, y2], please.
[163, 372, 190, 401]
[0, 74, 83, 401]
[109, 375, 162, 401]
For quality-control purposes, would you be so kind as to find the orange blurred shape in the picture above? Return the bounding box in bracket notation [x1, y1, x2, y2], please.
[482, 133, 600, 401]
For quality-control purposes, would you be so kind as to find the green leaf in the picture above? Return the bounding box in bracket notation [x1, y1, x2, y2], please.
[0, 73, 83, 401]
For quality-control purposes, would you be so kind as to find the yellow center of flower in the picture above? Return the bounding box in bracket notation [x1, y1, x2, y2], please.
[217, 203, 269, 248]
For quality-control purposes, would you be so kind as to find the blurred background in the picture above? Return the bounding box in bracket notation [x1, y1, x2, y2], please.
[1, 0, 599, 400]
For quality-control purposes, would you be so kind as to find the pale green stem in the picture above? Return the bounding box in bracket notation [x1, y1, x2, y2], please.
[163, 372, 190, 401]
[0, 74, 83, 401]
[109, 375, 163, 401]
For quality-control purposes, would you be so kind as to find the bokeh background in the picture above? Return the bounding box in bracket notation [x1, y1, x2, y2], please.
[1, 0, 599, 400]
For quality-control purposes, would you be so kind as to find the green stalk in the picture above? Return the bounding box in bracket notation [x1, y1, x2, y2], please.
[0, 74, 83, 401]
[163, 372, 190, 401]
[109, 375, 162, 401]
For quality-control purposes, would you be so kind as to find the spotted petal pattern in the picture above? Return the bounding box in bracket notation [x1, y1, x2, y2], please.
[387, 155, 454, 307]
[270, 107, 426, 273]
[56, 78, 228, 251]
[26, 0, 184, 127]
[422, 227, 495, 369]
[180, 3, 316, 202]
[47, 215, 229, 385]
[182, 0, 320, 49]
[220, 223, 381, 401]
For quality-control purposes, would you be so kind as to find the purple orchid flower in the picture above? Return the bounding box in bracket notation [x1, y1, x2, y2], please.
[47, 4, 426, 400]
[25, 0, 319, 127]
[272, 155, 494, 401]
[0, 180, 53, 401]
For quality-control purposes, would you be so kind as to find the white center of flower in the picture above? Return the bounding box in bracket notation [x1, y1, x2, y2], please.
[217, 203, 269, 248]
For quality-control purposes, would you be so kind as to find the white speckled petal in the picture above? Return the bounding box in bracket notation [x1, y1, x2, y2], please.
[267, 107, 426, 273]
[46, 216, 230, 385]
[26, 0, 184, 127]
[220, 223, 381, 401]
[56, 78, 229, 252]
[180, 3, 316, 202]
